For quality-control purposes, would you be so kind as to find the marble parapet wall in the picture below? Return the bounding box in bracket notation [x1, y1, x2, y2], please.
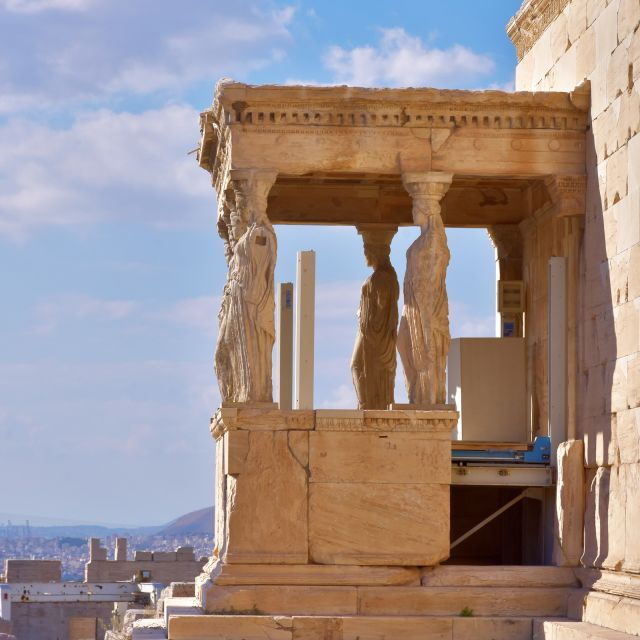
[199, 406, 455, 613]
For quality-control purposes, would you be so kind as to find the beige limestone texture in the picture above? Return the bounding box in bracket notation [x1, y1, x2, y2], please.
[554, 440, 586, 566]
[290, 616, 452, 640]
[308, 431, 450, 484]
[568, 0, 588, 44]
[212, 407, 314, 438]
[533, 619, 639, 640]
[582, 590, 640, 635]
[224, 430, 308, 565]
[169, 615, 292, 640]
[582, 467, 612, 568]
[210, 563, 421, 586]
[551, 11, 571, 62]
[513, 0, 640, 593]
[223, 430, 249, 475]
[627, 355, 640, 408]
[452, 617, 533, 640]
[356, 586, 574, 616]
[86, 556, 205, 583]
[5, 560, 61, 583]
[202, 585, 357, 616]
[201, 82, 588, 183]
[313, 408, 457, 433]
[420, 565, 579, 588]
[309, 482, 449, 566]
[350, 225, 399, 410]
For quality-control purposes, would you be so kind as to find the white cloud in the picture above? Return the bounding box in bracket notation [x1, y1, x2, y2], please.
[1, 0, 94, 12]
[315, 280, 361, 320]
[29, 293, 223, 337]
[488, 80, 516, 92]
[32, 294, 138, 335]
[0, 1, 296, 113]
[324, 27, 495, 87]
[321, 383, 357, 409]
[159, 295, 220, 336]
[450, 301, 495, 338]
[0, 104, 212, 240]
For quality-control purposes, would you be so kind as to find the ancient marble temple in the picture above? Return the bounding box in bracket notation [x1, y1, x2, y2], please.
[151, 0, 640, 638]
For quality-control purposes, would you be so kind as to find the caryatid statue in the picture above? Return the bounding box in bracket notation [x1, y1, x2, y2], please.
[397, 172, 453, 406]
[214, 169, 278, 403]
[351, 225, 400, 410]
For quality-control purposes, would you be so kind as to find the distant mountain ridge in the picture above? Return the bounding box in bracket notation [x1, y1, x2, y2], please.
[0, 507, 214, 539]
[157, 506, 214, 536]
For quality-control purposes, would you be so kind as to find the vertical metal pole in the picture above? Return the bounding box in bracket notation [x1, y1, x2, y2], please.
[548, 256, 567, 466]
[295, 250, 315, 410]
[276, 282, 294, 410]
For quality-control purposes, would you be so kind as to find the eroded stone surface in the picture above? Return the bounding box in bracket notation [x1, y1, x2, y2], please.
[453, 617, 532, 640]
[169, 615, 292, 640]
[309, 483, 449, 566]
[357, 586, 572, 617]
[224, 430, 308, 564]
[291, 616, 452, 640]
[554, 439, 585, 566]
[308, 431, 450, 484]
[211, 563, 421, 586]
[202, 585, 357, 616]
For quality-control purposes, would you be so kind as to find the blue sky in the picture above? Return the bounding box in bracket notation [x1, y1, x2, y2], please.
[0, 0, 523, 525]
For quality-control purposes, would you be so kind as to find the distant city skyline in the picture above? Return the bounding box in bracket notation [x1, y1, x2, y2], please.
[1, 0, 522, 524]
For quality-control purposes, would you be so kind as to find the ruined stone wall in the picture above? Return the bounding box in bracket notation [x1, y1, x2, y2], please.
[85, 539, 206, 583]
[85, 558, 206, 583]
[4, 560, 61, 583]
[512, 0, 640, 571]
[11, 601, 112, 640]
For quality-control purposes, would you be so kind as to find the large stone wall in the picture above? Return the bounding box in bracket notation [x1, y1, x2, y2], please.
[85, 540, 206, 583]
[512, 0, 640, 573]
[10, 601, 112, 640]
[4, 560, 61, 583]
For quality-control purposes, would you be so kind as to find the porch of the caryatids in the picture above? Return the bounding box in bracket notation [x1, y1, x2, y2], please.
[397, 171, 453, 407]
[214, 168, 278, 403]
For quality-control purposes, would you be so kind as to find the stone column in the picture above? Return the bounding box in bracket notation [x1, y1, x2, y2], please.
[488, 224, 524, 337]
[214, 168, 278, 403]
[115, 537, 127, 562]
[545, 175, 586, 441]
[398, 172, 453, 406]
[351, 224, 399, 410]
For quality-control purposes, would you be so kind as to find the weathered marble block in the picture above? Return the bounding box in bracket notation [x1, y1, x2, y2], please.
[206, 407, 454, 577]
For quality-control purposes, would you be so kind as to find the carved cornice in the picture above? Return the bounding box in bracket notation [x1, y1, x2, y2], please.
[209, 407, 458, 439]
[507, 0, 571, 61]
[198, 81, 589, 189]
[544, 174, 587, 216]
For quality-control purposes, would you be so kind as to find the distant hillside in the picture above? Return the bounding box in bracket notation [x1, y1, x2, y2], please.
[158, 506, 214, 536]
[0, 508, 214, 539]
[1, 524, 163, 538]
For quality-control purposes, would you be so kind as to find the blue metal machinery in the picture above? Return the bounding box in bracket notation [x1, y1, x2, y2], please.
[452, 435, 551, 465]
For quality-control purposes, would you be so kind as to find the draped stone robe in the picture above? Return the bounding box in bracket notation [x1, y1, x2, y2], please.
[215, 221, 276, 403]
[398, 213, 450, 406]
[351, 263, 400, 409]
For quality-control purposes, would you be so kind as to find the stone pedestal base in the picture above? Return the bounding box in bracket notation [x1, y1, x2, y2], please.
[198, 407, 456, 614]
[178, 565, 579, 640]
